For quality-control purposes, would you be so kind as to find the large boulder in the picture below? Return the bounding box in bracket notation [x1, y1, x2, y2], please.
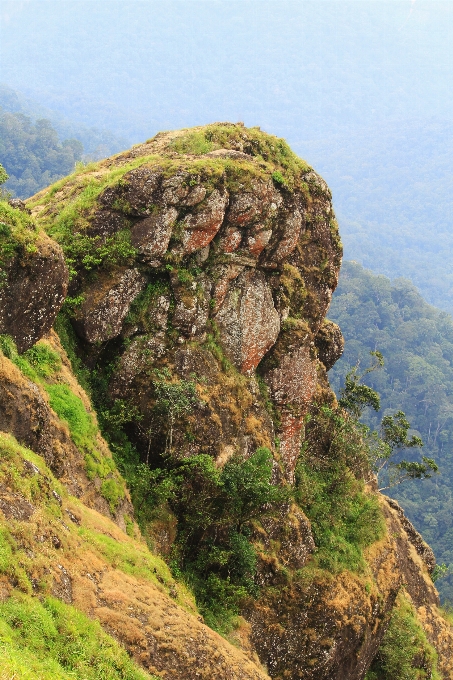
[0, 205, 68, 352]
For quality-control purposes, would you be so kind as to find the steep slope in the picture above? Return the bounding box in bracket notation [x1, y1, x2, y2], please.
[0, 123, 451, 679]
[328, 260, 453, 604]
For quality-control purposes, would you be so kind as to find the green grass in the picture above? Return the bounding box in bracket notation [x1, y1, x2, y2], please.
[45, 384, 97, 450]
[169, 123, 311, 191]
[0, 593, 158, 680]
[365, 593, 441, 680]
[295, 408, 385, 574]
[78, 524, 177, 590]
[45, 383, 125, 510]
[0, 200, 39, 269]
[0, 335, 61, 382]
[0, 334, 125, 511]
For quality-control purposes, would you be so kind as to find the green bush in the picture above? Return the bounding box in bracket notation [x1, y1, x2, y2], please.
[296, 407, 385, 574]
[365, 595, 440, 680]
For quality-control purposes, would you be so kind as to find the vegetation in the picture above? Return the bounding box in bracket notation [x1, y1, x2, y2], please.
[0, 430, 175, 680]
[0, 108, 83, 198]
[0, 335, 126, 512]
[98, 388, 288, 632]
[365, 593, 440, 680]
[295, 405, 385, 574]
[169, 123, 310, 192]
[329, 260, 453, 603]
[0, 200, 40, 273]
[52, 310, 288, 631]
[0, 162, 8, 186]
[0, 593, 157, 680]
[338, 354, 437, 491]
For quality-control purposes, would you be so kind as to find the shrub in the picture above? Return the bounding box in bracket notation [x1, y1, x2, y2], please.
[296, 406, 385, 574]
[365, 594, 441, 680]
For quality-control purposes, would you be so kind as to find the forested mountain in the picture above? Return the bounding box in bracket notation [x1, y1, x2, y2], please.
[300, 118, 453, 315]
[0, 85, 129, 162]
[329, 261, 453, 604]
[0, 86, 129, 199]
[0, 108, 83, 198]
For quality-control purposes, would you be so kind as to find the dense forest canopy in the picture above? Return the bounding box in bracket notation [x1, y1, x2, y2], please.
[0, 86, 129, 198]
[0, 108, 83, 198]
[329, 261, 453, 604]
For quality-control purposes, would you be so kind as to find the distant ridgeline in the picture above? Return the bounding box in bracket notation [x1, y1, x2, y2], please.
[0, 85, 128, 199]
[329, 260, 453, 604]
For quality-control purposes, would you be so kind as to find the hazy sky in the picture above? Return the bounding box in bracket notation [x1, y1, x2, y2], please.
[1, 0, 452, 310]
[1, 0, 452, 142]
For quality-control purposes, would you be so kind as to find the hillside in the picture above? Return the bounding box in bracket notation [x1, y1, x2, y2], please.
[0, 124, 452, 678]
[329, 260, 453, 605]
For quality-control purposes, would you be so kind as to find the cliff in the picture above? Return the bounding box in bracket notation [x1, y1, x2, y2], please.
[0, 123, 452, 679]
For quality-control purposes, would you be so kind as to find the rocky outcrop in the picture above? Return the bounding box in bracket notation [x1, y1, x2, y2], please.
[30, 123, 342, 475]
[0, 230, 68, 352]
[73, 268, 147, 343]
[19, 123, 452, 680]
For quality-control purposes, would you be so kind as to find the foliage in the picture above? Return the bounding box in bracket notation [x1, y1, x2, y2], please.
[375, 411, 436, 491]
[125, 447, 288, 628]
[338, 351, 383, 417]
[61, 228, 136, 280]
[328, 260, 453, 602]
[295, 406, 385, 574]
[365, 593, 440, 680]
[169, 448, 288, 628]
[152, 369, 198, 455]
[340, 354, 436, 491]
[0, 108, 83, 199]
[0, 163, 8, 185]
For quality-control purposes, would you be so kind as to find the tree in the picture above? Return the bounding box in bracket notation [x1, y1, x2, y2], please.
[0, 163, 8, 185]
[373, 411, 437, 491]
[340, 352, 438, 491]
[152, 368, 198, 455]
[338, 350, 383, 418]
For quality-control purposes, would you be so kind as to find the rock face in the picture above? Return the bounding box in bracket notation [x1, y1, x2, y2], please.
[31, 123, 342, 476]
[20, 123, 452, 680]
[0, 230, 68, 352]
